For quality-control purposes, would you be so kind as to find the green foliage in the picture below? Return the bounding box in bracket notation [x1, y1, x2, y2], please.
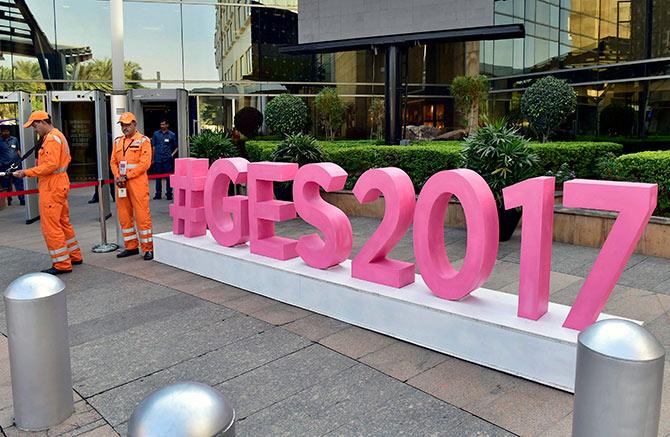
[521, 76, 577, 142]
[69, 59, 143, 91]
[528, 141, 623, 178]
[614, 151, 670, 216]
[234, 106, 263, 138]
[451, 75, 489, 132]
[368, 98, 385, 140]
[271, 133, 324, 166]
[315, 88, 347, 140]
[599, 103, 636, 137]
[189, 130, 238, 164]
[595, 152, 623, 180]
[264, 94, 308, 136]
[461, 120, 538, 205]
[546, 163, 576, 186]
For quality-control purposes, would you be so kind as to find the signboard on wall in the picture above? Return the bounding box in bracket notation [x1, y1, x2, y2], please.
[298, 0, 495, 44]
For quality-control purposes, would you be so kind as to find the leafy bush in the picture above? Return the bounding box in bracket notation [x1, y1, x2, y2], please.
[599, 103, 635, 137]
[615, 151, 670, 216]
[315, 87, 347, 140]
[528, 141, 623, 178]
[546, 163, 576, 186]
[521, 76, 576, 142]
[189, 130, 238, 164]
[461, 120, 538, 205]
[271, 133, 324, 166]
[264, 94, 308, 136]
[595, 152, 623, 180]
[234, 106, 263, 138]
[451, 75, 489, 134]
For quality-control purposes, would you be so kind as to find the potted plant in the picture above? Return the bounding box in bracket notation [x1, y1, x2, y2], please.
[461, 120, 538, 241]
[190, 130, 239, 195]
[270, 133, 324, 201]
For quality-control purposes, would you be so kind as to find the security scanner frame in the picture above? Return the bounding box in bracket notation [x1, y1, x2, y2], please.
[127, 89, 189, 158]
[0, 91, 38, 224]
[46, 90, 112, 217]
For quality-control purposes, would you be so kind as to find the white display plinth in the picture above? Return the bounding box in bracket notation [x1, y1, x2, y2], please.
[155, 231, 633, 392]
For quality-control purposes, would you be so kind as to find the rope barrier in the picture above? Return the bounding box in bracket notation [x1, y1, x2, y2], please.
[0, 173, 173, 199]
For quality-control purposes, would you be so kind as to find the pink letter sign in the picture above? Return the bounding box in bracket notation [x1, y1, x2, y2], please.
[503, 177, 555, 320]
[204, 158, 249, 247]
[562, 179, 657, 330]
[293, 163, 352, 269]
[414, 169, 498, 300]
[351, 168, 416, 288]
[247, 162, 299, 260]
[170, 158, 208, 237]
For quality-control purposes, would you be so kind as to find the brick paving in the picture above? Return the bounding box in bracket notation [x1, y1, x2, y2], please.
[0, 187, 669, 436]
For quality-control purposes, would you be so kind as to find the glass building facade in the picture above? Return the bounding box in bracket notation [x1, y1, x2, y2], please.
[0, 0, 667, 137]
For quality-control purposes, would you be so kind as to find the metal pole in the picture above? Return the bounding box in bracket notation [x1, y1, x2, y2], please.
[110, 0, 126, 250]
[385, 45, 401, 145]
[4, 273, 74, 430]
[128, 382, 235, 437]
[572, 319, 665, 437]
[92, 178, 118, 253]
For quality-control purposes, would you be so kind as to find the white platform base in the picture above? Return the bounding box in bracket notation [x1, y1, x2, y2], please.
[155, 231, 631, 392]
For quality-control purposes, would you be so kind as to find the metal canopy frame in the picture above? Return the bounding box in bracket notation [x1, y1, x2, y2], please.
[0, 91, 38, 223]
[281, 24, 525, 144]
[127, 89, 190, 159]
[46, 90, 111, 217]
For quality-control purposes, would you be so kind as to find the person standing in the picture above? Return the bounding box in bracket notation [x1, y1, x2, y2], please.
[110, 112, 154, 260]
[0, 125, 25, 206]
[151, 119, 177, 200]
[13, 111, 83, 274]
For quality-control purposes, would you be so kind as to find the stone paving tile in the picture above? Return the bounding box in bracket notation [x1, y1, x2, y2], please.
[250, 302, 312, 326]
[618, 257, 670, 293]
[483, 260, 521, 290]
[645, 313, 670, 362]
[4, 399, 105, 437]
[319, 326, 397, 359]
[282, 313, 350, 341]
[538, 412, 573, 437]
[193, 284, 250, 304]
[71, 310, 262, 398]
[407, 356, 518, 409]
[500, 271, 583, 297]
[466, 378, 574, 437]
[78, 424, 119, 436]
[360, 340, 447, 382]
[222, 293, 279, 315]
[218, 344, 356, 420]
[239, 363, 477, 436]
[658, 366, 670, 436]
[88, 328, 310, 427]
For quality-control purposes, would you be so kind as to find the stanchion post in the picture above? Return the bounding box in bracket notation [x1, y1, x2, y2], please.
[572, 319, 665, 437]
[128, 382, 235, 437]
[4, 273, 74, 431]
[92, 178, 119, 253]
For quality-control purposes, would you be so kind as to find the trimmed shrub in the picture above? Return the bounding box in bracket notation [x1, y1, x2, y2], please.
[615, 151, 670, 216]
[521, 76, 577, 142]
[265, 94, 308, 136]
[234, 106, 263, 138]
[527, 141, 623, 178]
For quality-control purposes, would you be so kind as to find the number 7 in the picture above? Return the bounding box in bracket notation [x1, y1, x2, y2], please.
[562, 179, 657, 330]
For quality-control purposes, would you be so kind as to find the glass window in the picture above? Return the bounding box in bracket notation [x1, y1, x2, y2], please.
[182, 4, 221, 81]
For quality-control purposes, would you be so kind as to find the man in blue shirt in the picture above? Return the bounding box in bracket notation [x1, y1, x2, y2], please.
[0, 126, 25, 206]
[151, 119, 177, 200]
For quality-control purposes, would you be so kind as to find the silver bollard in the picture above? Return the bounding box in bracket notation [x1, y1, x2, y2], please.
[128, 382, 235, 437]
[4, 273, 74, 431]
[572, 319, 665, 437]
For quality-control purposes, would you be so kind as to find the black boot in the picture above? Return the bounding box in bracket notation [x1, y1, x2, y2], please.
[41, 266, 72, 275]
[116, 248, 140, 258]
[143, 251, 154, 261]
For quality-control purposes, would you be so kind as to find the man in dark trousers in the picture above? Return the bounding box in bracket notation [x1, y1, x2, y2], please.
[151, 119, 177, 200]
[0, 125, 25, 206]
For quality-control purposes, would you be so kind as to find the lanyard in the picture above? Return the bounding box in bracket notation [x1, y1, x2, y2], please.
[122, 136, 134, 157]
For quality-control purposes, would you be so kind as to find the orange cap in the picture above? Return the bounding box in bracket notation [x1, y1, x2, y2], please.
[23, 110, 50, 128]
[117, 112, 137, 124]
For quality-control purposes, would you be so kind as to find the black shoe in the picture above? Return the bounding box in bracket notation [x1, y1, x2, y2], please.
[19, 200, 25, 206]
[166, 195, 173, 201]
[153, 194, 162, 200]
[41, 267, 72, 275]
[117, 248, 140, 258]
[143, 251, 154, 261]
[88, 198, 99, 204]
[72, 259, 83, 265]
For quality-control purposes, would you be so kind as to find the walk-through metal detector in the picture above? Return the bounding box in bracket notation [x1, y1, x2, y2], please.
[0, 91, 38, 224]
[128, 89, 189, 158]
[46, 90, 112, 217]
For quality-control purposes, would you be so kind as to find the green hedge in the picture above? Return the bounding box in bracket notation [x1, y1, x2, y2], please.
[245, 140, 623, 189]
[616, 151, 670, 216]
[577, 135, 670, 153]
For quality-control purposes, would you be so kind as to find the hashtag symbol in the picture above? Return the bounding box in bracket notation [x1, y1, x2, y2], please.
[169, 158, 209, 237]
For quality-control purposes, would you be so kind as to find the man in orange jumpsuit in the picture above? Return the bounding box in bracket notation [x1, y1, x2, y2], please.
[110, 112, 154, 260]
[13, 111, 83, 275]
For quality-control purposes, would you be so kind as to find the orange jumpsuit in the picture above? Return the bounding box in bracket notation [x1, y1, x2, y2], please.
[110, 131, 153, 252]
[24, 128, 83, 270]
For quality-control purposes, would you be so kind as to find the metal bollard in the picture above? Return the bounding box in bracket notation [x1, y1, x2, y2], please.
[572, 319, 665, 437]
[128, 382, 235, 437]
[4, 273, 74, 431]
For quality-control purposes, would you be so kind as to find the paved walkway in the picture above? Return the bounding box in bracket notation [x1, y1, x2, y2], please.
[0, 188, 669, 436]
